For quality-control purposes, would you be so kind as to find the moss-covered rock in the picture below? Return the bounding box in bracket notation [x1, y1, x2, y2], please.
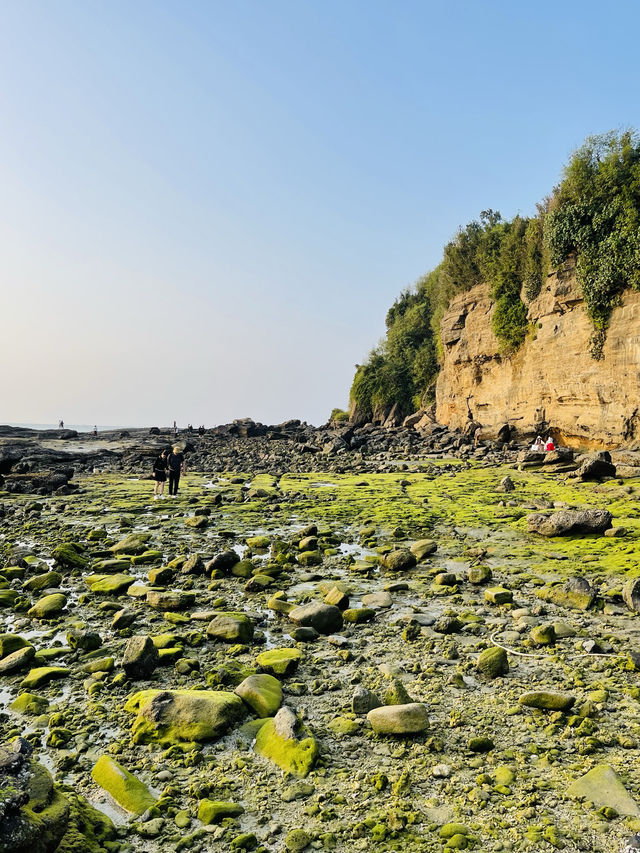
[254, 708, 318, 776]
[91, 754, 155, 815]
[110, 532, 151, 555]
[85, 574, 135, 595]
[235, 674, 283, 717]
[567, 764, 640, 815]
[53, 543, 88, 569]
[0, 633, 30, 658]
[256, 647, 302, 677]
[23, 571, 63, 592]
[519, 690, 575, 711]
[27, 593, 67, 619]
[197, 799, 244, 824]
[207, 612, 254, 643]
[9, 692, 49, 715]
[477, 646, 509, 679]
[20, 666, 69, 690]
[383, 549, 417, 571]
[125, 688, 245, 745]
[484, 586, 513, 605]
[0, 645, 35, 674]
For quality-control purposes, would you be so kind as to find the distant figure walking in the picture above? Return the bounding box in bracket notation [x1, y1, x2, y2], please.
[153, 449, 169, 499]
[545, 436, 555, 452]
[93, 425, 98, 437]
[198, 424, 205, 436]
[58, 419, 64, 429]
[173, 420, 179, 439]
[167, 445, 186, 496]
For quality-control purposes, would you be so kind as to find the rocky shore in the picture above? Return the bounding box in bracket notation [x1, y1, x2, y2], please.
[2, 423, 640, 852]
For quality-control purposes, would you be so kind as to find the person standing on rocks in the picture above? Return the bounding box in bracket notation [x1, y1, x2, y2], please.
[167, 445, 186, 496]
[153, 448, 169, 499]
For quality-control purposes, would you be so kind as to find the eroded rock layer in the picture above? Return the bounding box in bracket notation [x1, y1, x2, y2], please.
[436, 260, 640, 446]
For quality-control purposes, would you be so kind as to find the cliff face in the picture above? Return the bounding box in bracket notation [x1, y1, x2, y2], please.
[435, 260, 640, 447]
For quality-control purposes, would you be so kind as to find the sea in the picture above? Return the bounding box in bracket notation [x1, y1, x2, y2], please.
[5, 423, 137, 433]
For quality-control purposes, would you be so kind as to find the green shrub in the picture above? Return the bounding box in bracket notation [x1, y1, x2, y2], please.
[546, 130, 640, 357]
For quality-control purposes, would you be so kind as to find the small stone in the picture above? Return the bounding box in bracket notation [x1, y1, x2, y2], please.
[477, 646, 508, 679]
[519, 690, 575, 711]
[484, 587, 513, 605]
[367, 703, 429, 735]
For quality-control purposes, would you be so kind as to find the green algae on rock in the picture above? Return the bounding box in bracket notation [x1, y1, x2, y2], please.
[53, 542, 88, 569]
[235, 673, 283, 717]
[110, 532, 151, 555]
[9, 691, 49, 715]
[254, 707, 318, 777]
[477, 646, 509, 679]
[91, 754, 155, 815]
[568, 764, 640, 816]
[27, 593, 67, 619]
[206, 612, 254, 643]
[20, 666, 69, 690]
[124, 688, 245, 745]
[519, 690, 576, 711]
[85, 573, 135, 595]
[197, 799, 245, 824]
[0, 633, 31, 658]
[256, 648, 302, 677]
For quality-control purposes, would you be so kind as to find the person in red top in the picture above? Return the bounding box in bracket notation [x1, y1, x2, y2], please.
[545, 436, 555, 452]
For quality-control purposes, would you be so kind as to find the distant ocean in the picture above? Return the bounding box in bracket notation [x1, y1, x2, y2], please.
[5, 423, 136, 433]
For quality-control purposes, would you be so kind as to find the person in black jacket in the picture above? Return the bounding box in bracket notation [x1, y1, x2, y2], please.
[153, 449, 169, 499]
[167, 445, 186, 496]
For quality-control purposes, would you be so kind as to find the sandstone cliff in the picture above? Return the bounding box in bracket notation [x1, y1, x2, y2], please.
[435, 259, 640, 447]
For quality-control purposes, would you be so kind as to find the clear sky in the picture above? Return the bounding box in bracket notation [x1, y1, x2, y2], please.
[2, 0, 639, 427]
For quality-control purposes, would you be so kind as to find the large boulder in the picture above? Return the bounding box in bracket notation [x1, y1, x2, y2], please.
[124, 689, 245, 746]
[576, 452, 616, 481]
[537, 577, 596, 611]
[289, 602, 343, 634]
[0, 738, 116, 852]
[526, 509, 612, 537]
[623, 578, 640, 613]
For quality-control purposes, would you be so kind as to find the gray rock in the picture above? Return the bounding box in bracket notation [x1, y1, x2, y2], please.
[526, 509, 612, 537]
[352, 686, 382, 715]
[122, 635, 159, 680]
[367, 703, 429, 735]
[289, 602, 343, 634]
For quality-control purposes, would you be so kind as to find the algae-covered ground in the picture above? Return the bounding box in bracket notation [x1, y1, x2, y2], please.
[2, 462, 640, 852]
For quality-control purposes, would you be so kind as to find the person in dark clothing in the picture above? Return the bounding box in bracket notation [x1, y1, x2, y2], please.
[167, 445, 186, 496]
[153, 449, 169, 499]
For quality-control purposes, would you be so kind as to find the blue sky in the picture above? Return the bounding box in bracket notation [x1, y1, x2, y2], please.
[2, 0, 638, 426]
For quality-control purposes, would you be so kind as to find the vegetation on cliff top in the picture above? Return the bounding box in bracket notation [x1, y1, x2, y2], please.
[351, 130, 640, 422]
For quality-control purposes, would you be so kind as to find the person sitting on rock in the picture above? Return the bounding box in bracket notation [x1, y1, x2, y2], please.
[545, 436, 555, 452]
[153, 449, 169, 499]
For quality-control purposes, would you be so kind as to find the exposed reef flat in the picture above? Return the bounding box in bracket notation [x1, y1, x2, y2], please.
[2, 455, 640, 852]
